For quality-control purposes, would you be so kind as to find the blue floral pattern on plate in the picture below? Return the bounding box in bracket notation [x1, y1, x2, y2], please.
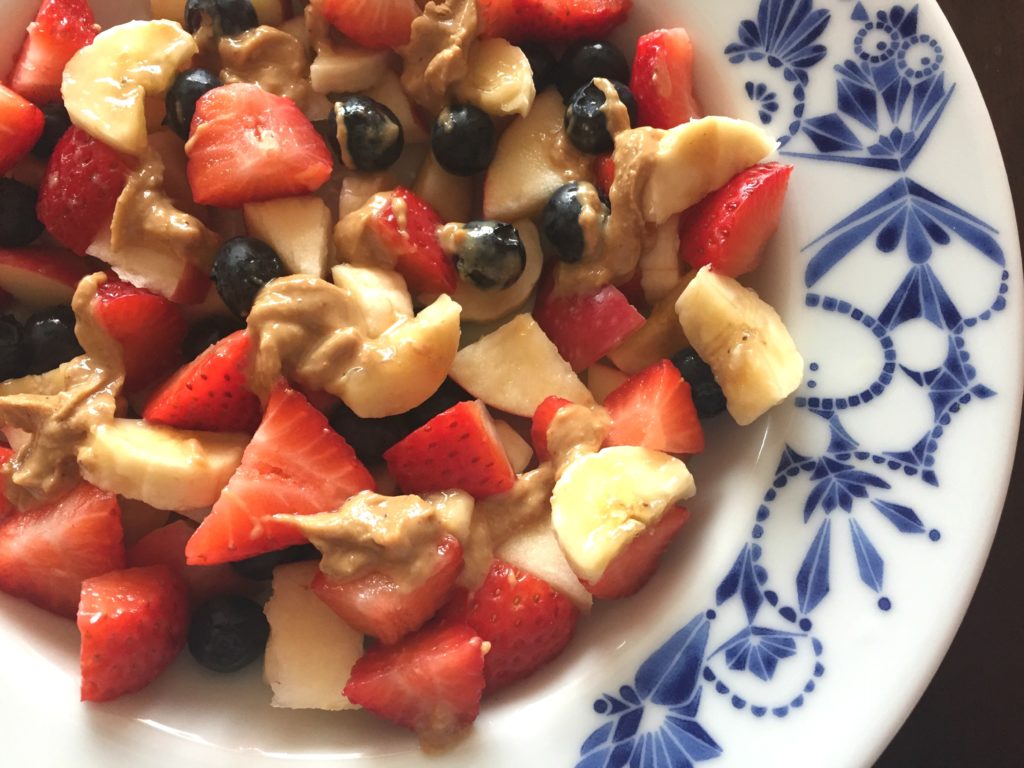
[577, 2, 1008, 765]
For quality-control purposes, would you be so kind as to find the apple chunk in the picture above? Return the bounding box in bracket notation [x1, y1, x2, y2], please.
[496, 522, 593, 612]
[243, 196, 331, 278]
[0, 247, 89, 307]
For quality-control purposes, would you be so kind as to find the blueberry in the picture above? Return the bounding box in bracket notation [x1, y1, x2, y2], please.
[182, 315, 244, 360]
[564, 80, 638, 155]
[327, 94, 404, 172]
[542, 182, 608, 264]
[519, 42, 557, 92]
[230, 543, 320, 581]
[211, 237, 286, 319]
[0, 315, 29, 381]
[0, 179, 44, 248]
[165, 68, 223, 140]
[31, 103, 71, 159]
[431, 104, 496, 177]
[555, 41, 630, 101]
[184, 0, 259, 37]
[672, 347, 726, 418]
[24, 306, 83, 374]
[690, 380, 727, 419]
[445, 221, 526, 290]
[187, 596, 269, 673]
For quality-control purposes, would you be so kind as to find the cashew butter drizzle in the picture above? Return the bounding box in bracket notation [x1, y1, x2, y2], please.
[400, 0, 479, 114]
[219, 25, 312, 107]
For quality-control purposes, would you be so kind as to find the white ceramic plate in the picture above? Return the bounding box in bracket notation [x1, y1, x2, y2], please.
[1, 1, 1020, 766]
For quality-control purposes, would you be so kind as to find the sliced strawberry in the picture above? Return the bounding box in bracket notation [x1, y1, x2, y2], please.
[595, 154, 615, 198]
[631, 28, 701, 130]
[186, 83, 333, 208]
[678, 163, 794, 278]
[77, 564, 189, 702]
[312, 534, 463, 645]
[320, 0, 419, 49]
[533, 271, 645, 371]
[584, 505, 689, 599]
[0, 446, 14, 520]
[185, 384, 374, 565]
[8, 0, 99, 105]
[367, 187, 456, 296]
[142, 330, 261, 433]
[460, 560, 577, 690]
[0, 85, 44, 175]
[37, 126, 131, 255]
[383, 400, 515, 499]
[127, 520, 253, 605]
[0, 482, 123, 618]
[343, 622, 486, 740]
[530, 395, 572, 463]
[478, 0, 632, 44]
[603, 360, 704, 455]
[92, 279, 187, 391]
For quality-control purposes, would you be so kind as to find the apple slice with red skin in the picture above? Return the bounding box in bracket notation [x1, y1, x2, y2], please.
[0, 247, 90, 307]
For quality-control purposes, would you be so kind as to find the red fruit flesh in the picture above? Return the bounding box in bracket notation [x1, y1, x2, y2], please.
[142, 330, 262, 433]
[631, 28, 701, 129]
[369, 187, 456, 297]
[77, 564, 189, 702]
[37, 126, 131, 255]
[0, 447, 14, 521]
[0, 85, 45, 175]
[595, 154, 615, 198]
[320, 0, 419, 49]
[603, 359, 705, 455]
[186, 83, 333, 208]
[185, 384, 374, 565]
[0, 482, 124, 618]
[478, 0, 632, 44]
[678, 163, 794, 278]
[530, 396, 572, 463]
[383, 400, 515, 499]
[343, 623, 486, 739]
[312, 534, 463, 645]
[8, 0, 99, 105]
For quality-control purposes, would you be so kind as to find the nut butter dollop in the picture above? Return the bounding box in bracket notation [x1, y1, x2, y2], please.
[401, 0, 479, 113]
[219, 25, 312, 107]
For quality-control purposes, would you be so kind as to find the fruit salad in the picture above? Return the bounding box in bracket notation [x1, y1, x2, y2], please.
[0, 0, 804, 750]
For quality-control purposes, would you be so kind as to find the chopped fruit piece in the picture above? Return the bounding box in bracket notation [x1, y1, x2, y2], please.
[0, 446, 14, 519]
[608, 274, 693, 375]
[478, 0, 632, 44]
[495, 522, 593, 612]
[603, 360, 705, 455]
[0, 483, 123, 618]
[186, 83, 333, 208]
[493, 419, 533, 474]
[383, 400, 515, 499]
[0, 86, 45, 175]
[92, 279, 186, 390]
[77, 564, 189, 702]
[142, 330, 262, 434]
[631, 29, 701, 129]
[595, 154, 615, 198]
[0, 247, 90, 307]
[185, 385, 374, 565]
[461, 560, 577, 690]
[533, 272, 645, 371]
[312, 535, 463, 645]
[36, 126, 131, 255]
[320, 0, 419, 49]
[585, 362, 628, 404]
[531, 395, 572, 463]
[344, 623, 486, 741]
[678, 163, 794, 278]
[242, 196, 331, 278]
[585, 505, 689, 599]
[8, 0, 99, 105]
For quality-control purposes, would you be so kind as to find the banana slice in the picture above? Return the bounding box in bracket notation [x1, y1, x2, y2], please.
[454, 38, 536, 118]
[551, 446, 695, 583]
[62, 20, 198, 156]
[675, 266, 803, 425]
[78, 419, 248, 512]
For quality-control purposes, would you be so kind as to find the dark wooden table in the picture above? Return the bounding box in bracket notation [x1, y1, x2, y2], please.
[875, 2, 1023, 765]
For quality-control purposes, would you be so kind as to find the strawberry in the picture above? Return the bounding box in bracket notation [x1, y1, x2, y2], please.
[366, 187, 456, 296]
[0, 482, 123, 618]
[185, 384, 374, 565]
[312, 534, 463, 645]
[631, 28, 701, 130]
[0, 85, 45, 175]
[530, 395, 572, 463]
[343, 622, 486, 740]
[127, 520, 253, 605]
[383, 400, 515, 499]
[533, 270, 645, 371]
[478, 0, 632, 44]
[584, 505, 689, 599]
[8, 0, 99, 105]
[595, 154, 615, 198]
[92, 279, 187, 391]
[320, 0, 419, 49]
[678, 163, 794, 278]
[603, 360, 705, 455]
[77, 564, 189, 702]
[142, 330, 262, 433]
[459, 560, 577, 690]
[186, 83, 333, 208]
[0, 446, 14, 520]
[36, 126, 131, 255]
